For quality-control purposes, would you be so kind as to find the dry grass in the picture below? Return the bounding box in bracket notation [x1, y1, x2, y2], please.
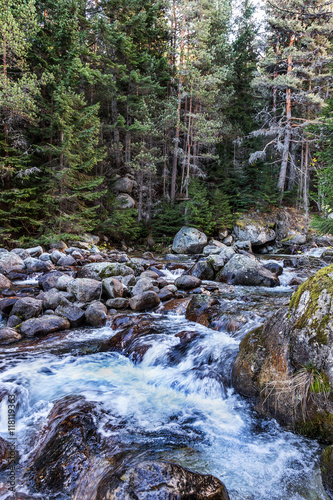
[262, 364, 331, 423]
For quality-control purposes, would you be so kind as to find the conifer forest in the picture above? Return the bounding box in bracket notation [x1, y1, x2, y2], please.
[2, 0, 333, 246]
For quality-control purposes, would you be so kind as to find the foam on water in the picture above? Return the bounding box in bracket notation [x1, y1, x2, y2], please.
[0, 312, 328, 499]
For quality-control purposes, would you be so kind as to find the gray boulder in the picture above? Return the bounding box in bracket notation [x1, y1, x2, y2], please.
[67, 278, 102, 303]
[263, 261, 283, 276]
[282, 231, 307, 246]
[50, 250, 64, 264]
[129, 291, 160, 311]
[79, 262, 134, 280]
[131, 278, 154, 296]
[203, 245, 224, 256]
[0, 328, 21, 344]
[20, 315, 70, 337]
[42, 288, 71, 310]
[233, 219, 276, 246]
[10, 297, 42, 320]
[24, 257, 55, 273]
[102, 277, 124, 298]
[55, 299, 85, 327]
[39, 253, 51, 261]
[158, 287, 174, 302]
[0, 253, 24, 275]
[116, 193, 136, 208]
[56, 275, 74, 291]
[217, 254, 280, 287]
[27, 245, 43, 257]
[106, 298, 129, 309]
[174, 275, 202, 290]
[0, 273, 12, 290]
[85, 301, 108, 327]
[122, 274, 136, 287]
[11, 248, 30, 260]
[188, 260, 214, 280]
[172, 226, 208, 254]
[114, 176, 135, 194]
[57, 255, 76, 266]
[7, 315, 21, 328]
[38, 271, 64, 291]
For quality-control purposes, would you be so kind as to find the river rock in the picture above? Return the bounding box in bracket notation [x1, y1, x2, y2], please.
[233, 219, 276, 247]
[55, 299, 85, 327]
[158, 287, 174, 302]
[0, 253, 24, 276]
[185, 295, 220, 327]
[50, 240, 68, 252]
[203, 245, 224, 256]
[282, 231, 307, 246]
[10, 297, 42, 320]
[0, 298, 19, 316]
[7, 315, 21, 328]
[31, 396, 100, 496]
[50, 250, 64, 264]
[11, 248, 30, 260]
[129, 291, 160, 311]
[79, 262, 134, 280]
[38, 271, 64, 291]
[27, 245, 43, 257]
[232, 264, 333, 441]
[172, 227, 208, 254]
[122, 274, 136, 287]
[216, 254, 280, 287]
[67, 278, 102, 303]
[188, 260, 215, 280]
[140, 270, 160, 280]
[175, 275, 202, 290]
[95, 461, 230, 500]
[263, 261, 283, 276]
[20, 315, 70, 337]
[0, 273, 12, 290]
[114, 176, 135, 194]
[131, 278, 154, 296]
[85, 301, 108, 327]
[56, 274, 74, 291]
[24, 257, 55, 273]
[116, 193, 136, 208]
[102, 277, 124, 298]
[0, 328, 22, 344]
[57, 254, 76, 266]
[42, 288, 69, 310]
[39, 252, 51, 261]
[106, 298, 129, 309]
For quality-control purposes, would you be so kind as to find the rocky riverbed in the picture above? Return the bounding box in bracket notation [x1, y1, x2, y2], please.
[0, 229, 333, 498]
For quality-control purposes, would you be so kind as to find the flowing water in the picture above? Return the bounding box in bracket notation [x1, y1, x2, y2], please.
[0, 257, 329, 499]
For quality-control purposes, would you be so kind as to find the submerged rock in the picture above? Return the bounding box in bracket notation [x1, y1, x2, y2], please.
[172, 226, 208, 254]
[232, 264, 333, 442]
[95, 461, 230, 500]
[217, 254, 280, 287]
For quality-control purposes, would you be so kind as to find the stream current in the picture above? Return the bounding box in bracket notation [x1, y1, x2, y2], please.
[0, 256, 329, 499]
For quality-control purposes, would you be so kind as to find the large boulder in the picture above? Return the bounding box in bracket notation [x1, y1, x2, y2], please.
[67, 278, 102, 303]
[10, 297, 42, 321]
[129, 291, 160, 311]
[30, 396, 100, 496]
[95, 461, 229, 500]
[216, 254, 280, 287]
[79, 262, 134, 280]
[116, 193, 136, 208]
[114, 176, 135, 194]
[233, 218, 276, 247]
[232, 264, 333, 441]
[0, 253, 24, 275]
[172, 227, 208, 254]
[20, 315, 70, 337]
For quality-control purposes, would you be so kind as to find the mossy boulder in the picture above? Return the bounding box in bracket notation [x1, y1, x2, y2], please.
[233, 218, 276, 247]
[79, 262, 134, 280]
[232, 264, 333, 442]
[320, 445, 333, 498]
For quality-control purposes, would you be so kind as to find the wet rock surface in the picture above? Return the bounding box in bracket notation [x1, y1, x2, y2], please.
[95, 461, 230, 500]
[217, 254, 280, 287]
